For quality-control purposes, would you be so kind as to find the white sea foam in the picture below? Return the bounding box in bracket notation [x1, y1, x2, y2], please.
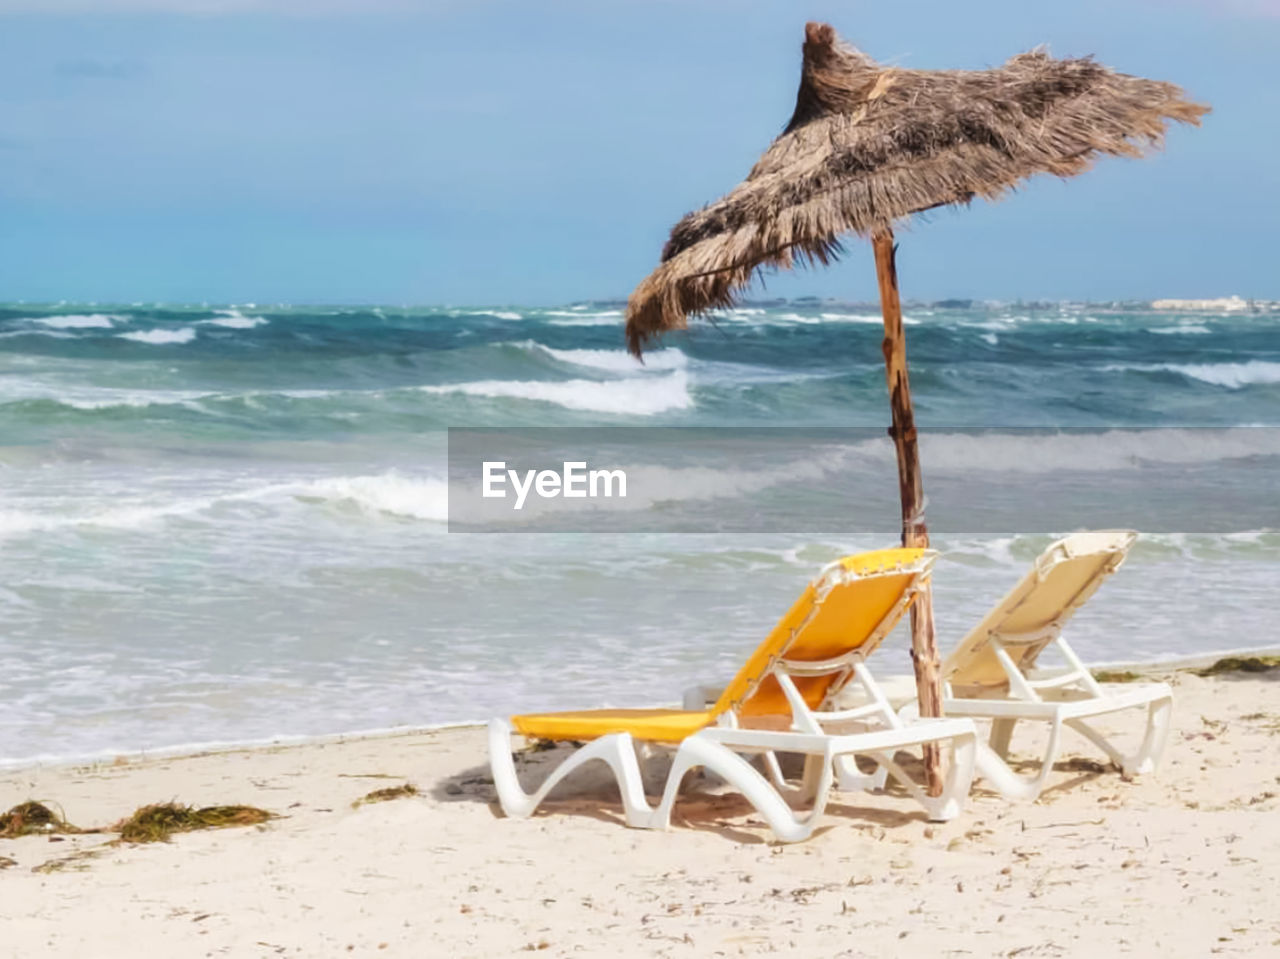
[933, 534, 1024, 566]
[419, 370, 692, 415]
[544, 310, 625, 326]
[0, 472, 451, 541]
[0, 378, 211, 410]
[204, 310, 268, 329]
[453, 309, 526, 320]
[118, 327, 198, 345]
[818, 312, 885, 323]
[294, 473, 449, 522]
[1170, 361, 1280, 389]
[0, 381, 386, 413]
[1148, 324, 1212, 336]
[57, 391, 208, 411]
[0, 497, 225, 539]
[0, 481, 333, 539]
[0, 717, 504, 774]
[1105, 360, 1280, 389]
[0, 330, 75, 340]
[707, 310, 919, 327]
[912, 428, 1280, 473]
[28, 313, 122, 329]
[980, 333, 999, 346]
[526, 343, 688, 373]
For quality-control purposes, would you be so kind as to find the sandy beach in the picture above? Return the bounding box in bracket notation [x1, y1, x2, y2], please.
[2, 657, 1277, 959]
[3, 2, 1275, 958]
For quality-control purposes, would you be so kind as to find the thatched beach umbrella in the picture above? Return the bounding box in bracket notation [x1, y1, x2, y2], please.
[625, 22, 1207, 791]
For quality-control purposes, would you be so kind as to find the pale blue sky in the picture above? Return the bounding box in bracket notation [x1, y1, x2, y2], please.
[0, 0, 1276, 305]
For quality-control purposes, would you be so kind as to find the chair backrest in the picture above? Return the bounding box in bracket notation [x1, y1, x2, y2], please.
[942, 530, 1137, 696]
[711, 548, 936, 722]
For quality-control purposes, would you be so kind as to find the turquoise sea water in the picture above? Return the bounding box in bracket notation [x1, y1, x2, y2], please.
[1, 301, 1277, 765]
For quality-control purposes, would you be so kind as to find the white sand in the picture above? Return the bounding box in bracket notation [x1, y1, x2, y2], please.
[3, 663, 1278, 958]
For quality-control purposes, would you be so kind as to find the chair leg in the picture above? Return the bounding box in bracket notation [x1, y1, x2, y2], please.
[655, 736, 831, 843]
[799, 754, 827, 802]
[834, 754, 889, 793]
[866, 727, 976, 822]
[488, 719, 657, 828]
[1065, 693, 1174, 778]
[972, 715, 1063, 802]
[1132, 694, 1174, 775]
[1063, 717, 1126, 770]
[988, 718, 1018, 760]
[756, 750, 828, 807]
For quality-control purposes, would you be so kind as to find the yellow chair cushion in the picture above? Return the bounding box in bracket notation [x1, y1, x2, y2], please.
[512, 708, 716, 744]
[715, 547, 929, 718]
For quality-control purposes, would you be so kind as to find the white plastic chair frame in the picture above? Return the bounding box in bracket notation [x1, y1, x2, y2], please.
[678, 577, 933, 798]
[490, 554, 978, 843]
[932, 532, 1173, 801]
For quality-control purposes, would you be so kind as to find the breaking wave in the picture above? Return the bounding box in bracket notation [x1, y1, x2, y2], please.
[0, 472, 450, 540]
[419, 370, 692, 415]
[520, 342, 688, 373]
[118, 327, 198, 345]
[29, 313, 122, 329]
[204, 310, 268, 329]
[1107, 360, 1280, 389]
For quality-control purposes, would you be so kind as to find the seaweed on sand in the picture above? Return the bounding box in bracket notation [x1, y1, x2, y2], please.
[0, 801, 80, 839]
[352, 784, 418, 808]
[31, 849, 104, 874]
[1192, 656, 1280, 677]
[115, 803, 273, 844]
[1092, 670, 1144, 684]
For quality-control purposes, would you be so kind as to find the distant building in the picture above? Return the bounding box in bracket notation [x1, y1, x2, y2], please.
[1151, 295, 1249, 312]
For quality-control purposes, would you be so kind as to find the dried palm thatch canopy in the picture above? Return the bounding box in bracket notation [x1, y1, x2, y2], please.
[622, 22, 1206, 796]
[625, 21, 1208, 355]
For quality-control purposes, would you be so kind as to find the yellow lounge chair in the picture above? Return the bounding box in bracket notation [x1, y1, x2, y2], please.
[489, 548, 978, 843]
[928, 530, 1173, 801]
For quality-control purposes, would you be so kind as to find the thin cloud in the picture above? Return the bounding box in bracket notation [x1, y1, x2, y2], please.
[1232, 0, 1280, 13]
[1189, 0, 1280, 16]
[0, 0, 422, 13]
[56, 59, 146, 79]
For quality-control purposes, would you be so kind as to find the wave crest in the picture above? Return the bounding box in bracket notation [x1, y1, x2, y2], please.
[29, 313, 122, 329]
[0, 472, 450, 540]
[516, 341, 688, 373]
[119, 328, 198, 345]
[1172, 361, 1280, 389]
[420, 371, 691, 415]
[204, 310, 268, 329]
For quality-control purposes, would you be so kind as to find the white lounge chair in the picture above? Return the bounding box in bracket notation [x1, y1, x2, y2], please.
[925, 530, 1173, 801]
[489, 548, 978, 843]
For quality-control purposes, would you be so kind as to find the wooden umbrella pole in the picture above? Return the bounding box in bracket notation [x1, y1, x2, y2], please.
[871, 228, 944, 797]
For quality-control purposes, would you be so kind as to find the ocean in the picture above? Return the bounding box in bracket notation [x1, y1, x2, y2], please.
[1, 300, 1277, 767]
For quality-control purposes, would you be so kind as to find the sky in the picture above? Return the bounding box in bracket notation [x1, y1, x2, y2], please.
[0, 0, 1277, 305]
